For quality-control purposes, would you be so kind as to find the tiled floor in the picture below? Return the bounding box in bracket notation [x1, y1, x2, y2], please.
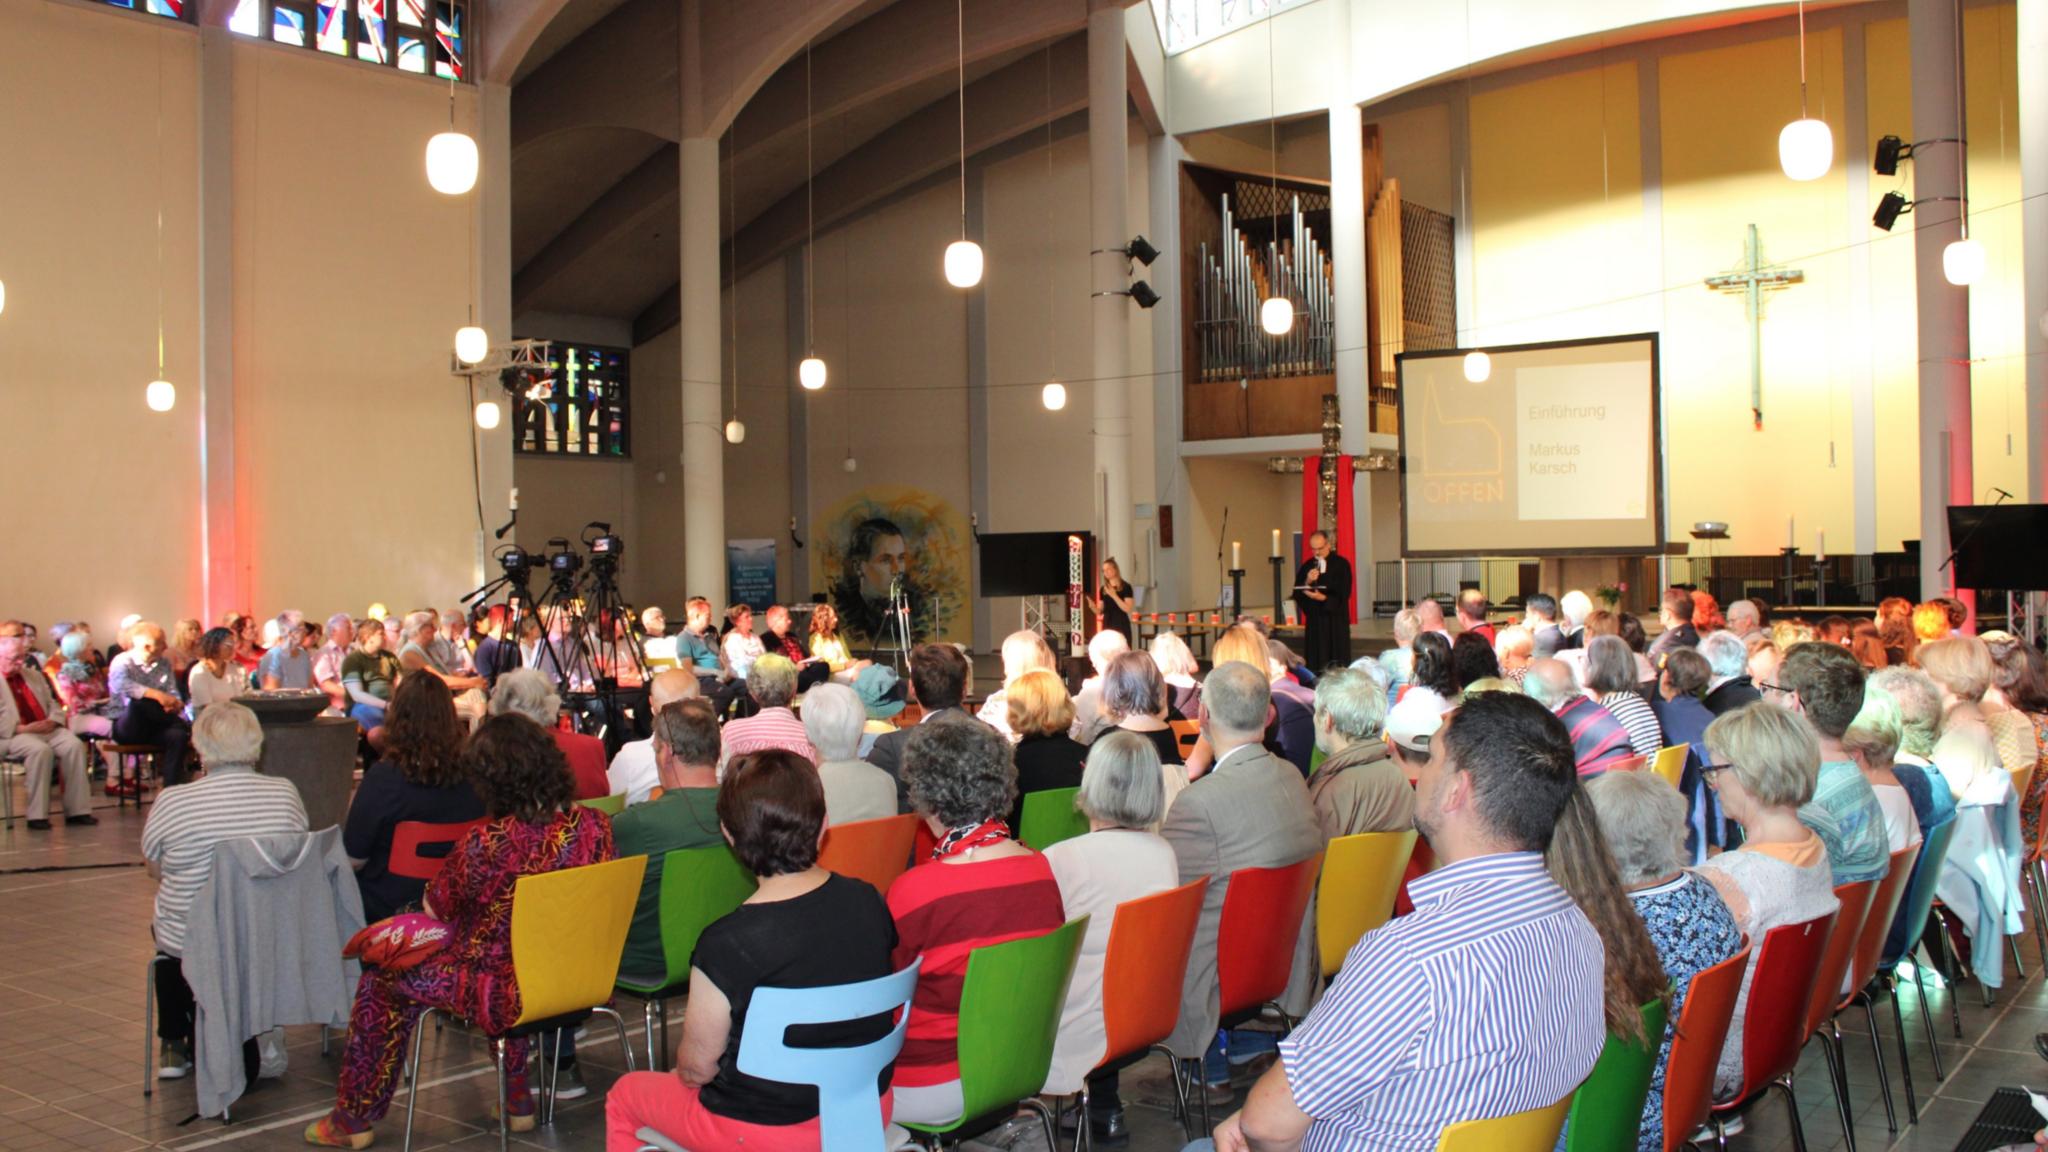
[4, 778, 2046, 1152]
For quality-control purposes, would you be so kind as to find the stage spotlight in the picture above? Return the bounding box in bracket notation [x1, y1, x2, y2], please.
[1874, 135, 1905, 177]
[1872, 191, 1909, 232]
[1124, 235, 1159, 267]
[1128, 280, 1161, 309]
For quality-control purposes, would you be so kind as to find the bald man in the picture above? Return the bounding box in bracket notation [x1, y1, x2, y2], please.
[605, 669, 701, 804]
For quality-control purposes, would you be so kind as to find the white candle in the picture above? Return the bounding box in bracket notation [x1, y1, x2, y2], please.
[1272, 529, 1282, 557]
[1816, 530, 1825, 560]
[1787, 516, 1794, 549]
[1232, 541, 1242, 569]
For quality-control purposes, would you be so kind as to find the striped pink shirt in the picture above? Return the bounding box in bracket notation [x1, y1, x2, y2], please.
[719, 706, 818, 771]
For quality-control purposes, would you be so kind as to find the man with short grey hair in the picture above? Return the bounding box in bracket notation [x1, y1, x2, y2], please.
[718, 654, 816, 772]
[1698, 630, 1762, 715]
[312, 614, 354, 713]
[1306, 668, 1413, 842]
[1163, 659, 1321, 1098]
[1522, 659, 1633, 775]
[803, 682, 896, 824]
[1725, 598, 1762, 639]
[1, 626, 94, 828]
[1492, 625, 1535, 684]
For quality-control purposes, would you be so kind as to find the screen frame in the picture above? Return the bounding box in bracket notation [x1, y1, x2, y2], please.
[1395, 332, 1664, 559]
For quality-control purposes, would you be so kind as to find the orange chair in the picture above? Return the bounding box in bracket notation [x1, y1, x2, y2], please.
[1169, 720, 1200, 759]
[1605, 755, 1647, 774]
[1661, 943, 1750, 1152]
[817, 814, 918, 895]
[1829, 846, 1916, 1134]
[1077, 878, 1209, 1147]
[387, 819, 488, 882]
[1803, 880, 1876, 1151]
[1194, 853, 1323, 1131]
[1706, 910, 1837, 1146]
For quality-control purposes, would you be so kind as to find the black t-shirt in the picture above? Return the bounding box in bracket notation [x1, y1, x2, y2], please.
[1009, 733, 1088, 828]
[695, 873, 900, 1126]
[1134, 725, 1185, 768]
[1100, 578, 1132, 638]
[342, 760, 488, 923]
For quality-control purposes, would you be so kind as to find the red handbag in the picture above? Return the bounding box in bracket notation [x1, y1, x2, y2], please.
[344, 913, 452, 970]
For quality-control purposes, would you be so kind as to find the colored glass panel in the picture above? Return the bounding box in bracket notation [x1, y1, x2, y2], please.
[147, 0, 184, 16]
[433, 1, 463, 79]
[356, 0, 387, 61]
[317, 1, 347, 54]
[272, 6, 307, 45]
[515, 342, 631, 459]
[396, 0, 423, 26]
[397, 34, 427, 72]
[229, 0, 260, 35]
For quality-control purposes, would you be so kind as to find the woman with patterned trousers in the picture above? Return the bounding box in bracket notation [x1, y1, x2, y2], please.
[305, 714, 614, 1149]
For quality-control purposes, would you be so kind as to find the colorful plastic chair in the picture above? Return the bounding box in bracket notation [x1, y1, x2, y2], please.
[613, 844, 758, 1069]
[1187, 853, 1323, 1131]
[387, 818, 487, 881]
[1169, 720, 1200, 759]
[1829, 845, 1916, 1133]
[1563, 998, 1669, 1152]
[1661, 943, 1750, 1152]
[1606, 754, 1647, 774]
[899, 917, 1088, 1150]
[1649, 744, 1688, 789]
[1018, 786, 1087, 852]
[1705, 909, 1837, 1149]
[1804, 879, 1875, 1152]
[577, 793, 626, 816]
[818, 813, 918, 895]
[1437, 1094, 1574, 1152]
[1875, 814, 1959, 1118]
[402, 854, 647, 1151]
[1315, 829, 1419, 978]
[1080, 878, 1208, 1146]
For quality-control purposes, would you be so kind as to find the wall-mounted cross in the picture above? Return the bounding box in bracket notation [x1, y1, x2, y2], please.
[1704, 223, 1803, 429]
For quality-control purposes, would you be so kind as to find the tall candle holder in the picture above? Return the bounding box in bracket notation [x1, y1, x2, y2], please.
[1228, 569, 1247, 622]
[1270, 555, 1287, 623]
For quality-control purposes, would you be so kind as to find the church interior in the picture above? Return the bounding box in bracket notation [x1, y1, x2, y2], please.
[4, 0, 2048, 1149]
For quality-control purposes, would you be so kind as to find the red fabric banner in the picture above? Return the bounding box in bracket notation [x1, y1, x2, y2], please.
[1301, 455, 1358, 624]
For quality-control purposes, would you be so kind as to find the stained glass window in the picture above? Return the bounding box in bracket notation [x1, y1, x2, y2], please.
[512, 343, 633, 460]
[219, 0, 468, 80]
[101, 0, 187, 20]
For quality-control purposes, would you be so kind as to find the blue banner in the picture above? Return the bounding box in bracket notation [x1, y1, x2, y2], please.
[726, 539, 777, 611]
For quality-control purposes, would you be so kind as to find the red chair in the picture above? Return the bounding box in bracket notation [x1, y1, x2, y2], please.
[387, 819, 487, 882]
[1803, 880, 1876, 1151]
[816, 814, 918, 895]
[1661, 943, 1750, 1152]
[1077, 878, 1209, 1147]
[1706, 910, 1837, 1146]
[1193, 853, 1323, 1130]
[1824, 847, 1917, 1134]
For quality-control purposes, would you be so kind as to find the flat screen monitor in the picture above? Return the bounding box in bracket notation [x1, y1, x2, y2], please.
[978, 532, 1090, 598]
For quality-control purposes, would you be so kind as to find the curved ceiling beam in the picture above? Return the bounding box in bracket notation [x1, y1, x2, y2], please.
[682, 0, 874, 140]
[514, 144, 680, 307]
[512, 0, 680, 149]
[478, 0, 576, 85]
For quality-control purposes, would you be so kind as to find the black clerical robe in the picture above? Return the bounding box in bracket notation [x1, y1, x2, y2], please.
[1292, 553, 1353, 672]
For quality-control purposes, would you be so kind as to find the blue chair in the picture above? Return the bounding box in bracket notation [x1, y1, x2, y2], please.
[1875, 813, 1959, 1123]
[635, 959, 921, 1152]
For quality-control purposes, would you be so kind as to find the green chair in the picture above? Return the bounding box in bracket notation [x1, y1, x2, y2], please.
[612, 844, 757, 1069]
[1017, 787, 1087, 852]
[578, 793, 627, 816]
[901, 917, 1088, 1150]
[1562, 998, 1669, 1152]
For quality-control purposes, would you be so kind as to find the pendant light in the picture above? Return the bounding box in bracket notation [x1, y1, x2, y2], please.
[942, 0, 983, 288]
[473, 399, 502, 429]
[426, 70, 478, 194]
[1777, 1, 1832, 181]
[455, 320, 489, 364]
[1457, 1, 1488, 383]
[1462, 350, 1492, 383]
[1042, 382, 1068, 411]
[1039, 47, 1063, 413]
[1257, 17, 1291, 337]
[0, 277, 8, 316]
[1940, 0, 1980, 286]
[146, 41, 174, 413]
[797, 42, 827, 390]
[724, 122, 745, 443]
[842, 220, 858, 470]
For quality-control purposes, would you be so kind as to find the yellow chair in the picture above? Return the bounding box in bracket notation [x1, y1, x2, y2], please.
[1650, 744, 1688, 789]
[1315, 829, 1419, 979]
[402, 854, 648, 1151]
[1435, 1094, 1574, 1152]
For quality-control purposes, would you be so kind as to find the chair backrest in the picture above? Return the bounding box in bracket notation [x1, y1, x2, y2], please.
[1661, 943, 1751, 1152]
[1017, 787, 1088, 852]
[1564, 998, 1669, 1152]
[1217, 853, 1324, 1020]
[1436, 1094, 1574, 1152]
[1606, 754, 1647, 774]
[387, 818, 486, 882]
[1169, 719, 1200, 758]
[1650, 744, 1688, 788]
[735, 959, 921, 1152]
[1316, 829, 1420, 978]
[577, 793, 626, 816]
[817, 814, 919, 896]
[1730, 910, 1836, 1100]
[1099, 879, 1209, 1066]
[508, 854, 648, 1026]
[953, 917, 1088, 1126]
[1880, 814, 1959, 970]
[653, 844, 760, 988]
[1841, 845, 1917, 1008]
[1803, 880, 1873, 1039]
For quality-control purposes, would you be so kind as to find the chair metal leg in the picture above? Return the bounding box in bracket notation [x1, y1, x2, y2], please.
[403, 1008, 435, 1152]
[1153, 1044, 1192, 1142]
[2012, 930, 2029, 982]
[1935, 925, 1968, 1035]
[1193, 1058, 1211, 1136]
[143, 955, 157, 1097]
[1774, 1077, 1809, 1152]
[1909, 961, 1947, 1079]
[1860, 999, 1897, 1132]
[494, 1037, 510, 1152]
[593, 1005, 637, 1073]
[1018, 1097, 1057, 1152]
[1886, 976, 1919, 1124]
[1815, 1030, 1855, 1152]
[642, 998, 659, 1073]
[1074, 1087, 1091, 1152]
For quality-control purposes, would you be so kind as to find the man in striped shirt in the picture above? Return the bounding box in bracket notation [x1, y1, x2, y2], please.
[1523, 659, 1634, 775]
[717, 654, 817, 774]
[1211, 691, 1606, 1152]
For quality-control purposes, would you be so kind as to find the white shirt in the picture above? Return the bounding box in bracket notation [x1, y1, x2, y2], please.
[1870, 783, 1923, 854]
[608, 738, 660, 806]
[724, 631, 764, 680]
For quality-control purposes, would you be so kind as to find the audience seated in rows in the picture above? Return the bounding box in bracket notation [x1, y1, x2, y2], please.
[1005, 668, 1088, 829]
[146, 702, 309, 1084]
[613, 701, 726, 987]
[1648, 588, 1699, 660]
[800, 681, 897, 825]
[491, 669, 608, 800]
[1102, 650, 1184, 767]
[1374, 608, 1419, 700]
[1698, 631, 1761, 717]
[397, 611, 486, 726]
[605, 670, 700, 805]
[1492, 624, 1534, 685]
[1584, 770, 1745, 1152]
[1916, 636, 2008, 804]
[1448, 632, 1500, 689]
[1189, 626, 1315, 779]
[1304, 667, 1412, 841]
[341, 675, 485, 923]
[258, 613, 316, 691]
[187, 627, 249, 719]
[887, 718, 1065, 1126]
[1150, 631, 1204, 719]
[1, 621, 95, 828]
[1843, 693, 1925, 855]
[1587, 635, 1664, 756]
[1215, 691, 1607, 1150]
[305, 714, 615, 1148]
[868, 643, 976, 811]
[110, 621, 192, 787]
[1651, 647, 1720, 857]
[760, 606, 830, 694]
[341, 621, 401, 748]
[976, 629, 1059, 740]
[721, 605, 766, 685]
[1773, 642, 1890, 885]
[720, 655, 818, 772]
[1522, 659, 1633, 775]
[1453, 589, 1494, 646]
[1071, 630, 1130, 746]
[805, 602, 872, 686]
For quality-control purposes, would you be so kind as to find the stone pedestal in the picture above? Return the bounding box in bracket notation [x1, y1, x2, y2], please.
[241, 695, 358, 832]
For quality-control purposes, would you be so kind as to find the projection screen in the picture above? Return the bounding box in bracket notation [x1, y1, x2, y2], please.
[1397, 334, 1662, 558]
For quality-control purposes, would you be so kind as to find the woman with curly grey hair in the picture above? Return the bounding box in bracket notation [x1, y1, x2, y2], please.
[886, 719, 1066, 1127]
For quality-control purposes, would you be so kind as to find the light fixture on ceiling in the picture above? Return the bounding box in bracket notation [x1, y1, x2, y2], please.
[1257, 16, 1291, 337]
[426, 69, 477, 194]
[725, 419, 747, 444]
[474, 399, 501, 429]
[1939, 0, 1978, 288]
[943, 0, 982, 288]
[1039, 46, 1061, 417]
[798, 41, 827, 390]
[147, 41, 172, 413]
[843, 454, 858, 472]
[1943, 235, 1984, 286]
[146, 379, 176, 412]
[0, 277, 7, 316]
[455, 322, 489, 365]
[1042, 381, 1067, 411]
[1777, 1, 1832, 181]
[1463, 350, 1492, 383]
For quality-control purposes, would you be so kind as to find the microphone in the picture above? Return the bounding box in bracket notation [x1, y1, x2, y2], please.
[1216, 505, 1230, 564]
[789, 517, 805, 549]
[1991, 487, 2015, 501]
[970, 512, 981, 542]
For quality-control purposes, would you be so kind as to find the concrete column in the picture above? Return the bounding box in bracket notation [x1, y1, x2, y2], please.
[196, 26, 238, 623]
[475, 80, 514, 581]
[1148, 133, 1189, 612]
[1909, 0, 1973, 616]
[2023, 0, 2047, 505]
[1328, 103, 1366, 580]
[679, 136, 726, 605]
[1088, 0, 1133, 570]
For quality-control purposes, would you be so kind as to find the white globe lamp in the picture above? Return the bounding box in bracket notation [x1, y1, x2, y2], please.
[1778, 118, 1832, 182]
[455, 325, 490, 365]
[843, 454, 858, 473]
[1260, 296, 1293, 336]
[145, 379, 176, 412]
[1942, 237, 1985, 287]
[473, 400, 501, 430]
[1463, 350, 1492, 383]
[943, 240, 984, 288]
[798, 356, 828, 390]
[724, 419, 746, 444]
[1042, 381, 1067, 411]
[0, 277, 8, 316]
[426, 131, 480, 195]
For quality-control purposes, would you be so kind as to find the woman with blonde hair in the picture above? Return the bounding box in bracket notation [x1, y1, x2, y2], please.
[977, 628, 1059, 739]
[1916, 636, 2008, 803]
[1978, 633, 2044, 780]
[1149, 631, 1203, 718]
[1910, 601, 1953, 648]
[1203, 624, 1314, 775]
[805, 602, 871, 685]
[167, 619, 205, 678]
[1005, 667, 1087, 827]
